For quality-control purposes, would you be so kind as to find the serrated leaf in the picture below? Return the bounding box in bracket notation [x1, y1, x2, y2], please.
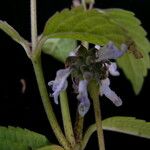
[103, 8, 150, 94]
[103, 116, 150, 139]
[43, 8, 127, 46]
[0, 126, 50, 149]
[0, 140, 29, 150]
[42, 38, 77, 62]
[0, 20, 30, 55]
[37, 145, 64, 150]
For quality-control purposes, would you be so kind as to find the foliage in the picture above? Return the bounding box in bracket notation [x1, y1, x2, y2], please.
[0, 1, 150, 150]
[42, 8, 150, 94]
[103, 116, 150, 139]
[0, 126, 50, 150]
[0, 21, 30, 55]
[43, 8, 127, 45]
[104, 9, 150, 93]
[42, 38, 77, 62]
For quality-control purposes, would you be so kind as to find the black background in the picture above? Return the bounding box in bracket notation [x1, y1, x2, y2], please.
[0, 0, 150, 149]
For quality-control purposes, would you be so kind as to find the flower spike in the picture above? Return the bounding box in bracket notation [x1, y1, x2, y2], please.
[48, 42, 127, 116]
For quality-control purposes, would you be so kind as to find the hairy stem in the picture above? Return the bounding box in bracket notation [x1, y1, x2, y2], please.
[89, 81, 105, 150]
[93, 97, 105, 150]
[32, 58, 71, 150]
[30, 1, 71, 149]
[60, 91, 76, 147]
[74, 112, 84, 144]
[30, 0, 38, 50]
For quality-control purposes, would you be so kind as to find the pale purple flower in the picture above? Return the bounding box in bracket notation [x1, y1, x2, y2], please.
[77, 80, 90, 117]
[48, 42, 127, 116]
[100, 78, 122, 106]
[48, 68, 71, 104]
[72, 0, 81, 7]
[95, 41, 127, 61]
[94, 42, 126, 106]
[107, 62, 120, 76]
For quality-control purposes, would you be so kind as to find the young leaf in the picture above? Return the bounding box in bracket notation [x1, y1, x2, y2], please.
[42, 38, 77, 62]
[0, 126, 50, 149]
[103, 116, 150, 139]
[0, 20, 30, 55]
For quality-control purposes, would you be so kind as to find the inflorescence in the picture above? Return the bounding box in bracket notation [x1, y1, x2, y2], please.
[48, 41, 127, 116]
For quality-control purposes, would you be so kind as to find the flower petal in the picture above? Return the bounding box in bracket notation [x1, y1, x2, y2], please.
[78, 101, 90, 117]
[96, 41, 127, 61]
[108, 62, 120, 76]
[100, 78, 122, 106]
[52, 80, 68, 104]
[77, 80, 90, 116]
[48, 68, 71, 104]
[95, 45, 101, 50]
[69, 45, 80, 56]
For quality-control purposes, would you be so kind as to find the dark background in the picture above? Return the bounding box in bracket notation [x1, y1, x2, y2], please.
[0, 0, 150, 149]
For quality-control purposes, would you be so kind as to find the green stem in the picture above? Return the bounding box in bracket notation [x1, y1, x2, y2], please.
[93, 97, 105, 150]
[60, 91, 76, 147]
[74, 112, 84, 144]
[32, 58, 71, 150]
[30, 0, 38, 50]
[81, 0, 87, 10]
[89, 81, 105, 150]
[81, 124, 96, 150]
[30, 0, 71, 149]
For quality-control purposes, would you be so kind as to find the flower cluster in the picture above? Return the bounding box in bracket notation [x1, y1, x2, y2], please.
[48, 41, 127, 116]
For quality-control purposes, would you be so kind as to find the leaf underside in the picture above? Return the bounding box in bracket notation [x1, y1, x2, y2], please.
[103, 116, 150, 139]
[42, 38, 77, 62]
[43, 8, 150, 94]
[0, 126, 49, 150]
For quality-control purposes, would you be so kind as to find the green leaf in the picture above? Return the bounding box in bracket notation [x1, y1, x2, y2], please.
[0, 126, 50, 149]
[43, 8, 150, 93]
[42, 38, 77, 62]
[43, 8, 127, 45]
[103, 116, 150, 139]
[0, 20, 30, 55]
[103, 9, 150, 94]
[37, 145, 64, 150]
[0, 140, 29, 150]
[117, 53, 146, 94]
[82, 116, 150, 149]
